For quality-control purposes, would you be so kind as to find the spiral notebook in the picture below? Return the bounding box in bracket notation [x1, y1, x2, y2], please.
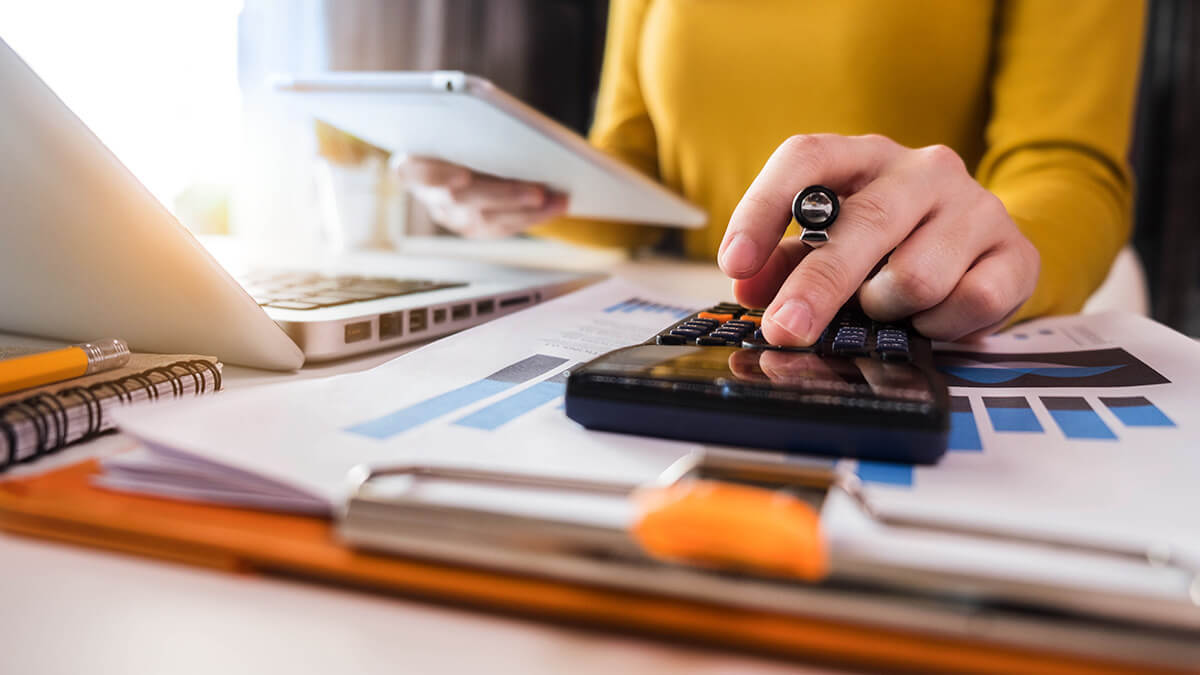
[0, 342, 222, 469]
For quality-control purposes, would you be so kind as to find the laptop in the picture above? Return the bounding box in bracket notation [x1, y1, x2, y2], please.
[0, 39, 613, 370]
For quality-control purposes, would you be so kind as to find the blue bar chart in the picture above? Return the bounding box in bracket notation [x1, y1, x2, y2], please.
[857, 392, 1176, 488]
[602, 297, 694, 318]
[347, 354, 568, 439]
[453, 370, 570, 431]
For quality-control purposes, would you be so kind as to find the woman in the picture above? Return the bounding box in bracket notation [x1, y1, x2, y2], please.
[398, 1, 1144, 346]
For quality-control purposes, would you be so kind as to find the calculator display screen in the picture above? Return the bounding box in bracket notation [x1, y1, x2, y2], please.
[582, 345, 934, 403]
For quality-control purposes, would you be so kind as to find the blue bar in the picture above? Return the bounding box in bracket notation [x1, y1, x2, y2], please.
[1041, 397, 1117, 440]
[948, 397, 983, 451]
[454, 381, 566, 430]
[347, 380, 511, 438]
[348, 354, 568, 439]
[856, 461, 914, 487]
[602, 298, 693, 317]
[1101, 397, 1175, 427]
[603, 300, 630, 313]
[983, 397, 1043, 433]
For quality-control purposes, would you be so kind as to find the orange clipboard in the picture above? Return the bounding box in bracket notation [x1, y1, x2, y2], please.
[0, 460, 1182, 675]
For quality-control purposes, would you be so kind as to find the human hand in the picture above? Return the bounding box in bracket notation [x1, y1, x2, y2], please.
[393, 156, 568, 237]
[718, 134, 1039, 344]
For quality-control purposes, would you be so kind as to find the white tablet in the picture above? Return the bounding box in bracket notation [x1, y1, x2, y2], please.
[273, 71, 706, 229]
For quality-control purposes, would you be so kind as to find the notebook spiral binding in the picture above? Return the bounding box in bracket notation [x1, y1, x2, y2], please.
[0, 359, 221, 470]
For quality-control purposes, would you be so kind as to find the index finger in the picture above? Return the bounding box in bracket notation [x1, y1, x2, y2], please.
[718, 134, 900, 279]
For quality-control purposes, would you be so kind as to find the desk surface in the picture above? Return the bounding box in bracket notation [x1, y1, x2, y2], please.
[0, 243, 847, 675]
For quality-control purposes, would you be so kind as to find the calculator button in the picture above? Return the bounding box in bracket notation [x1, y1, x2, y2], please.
[696, 336, 735, 346]
[656, 334, 687, 345]
[710, 331, 744, 342]
[832, 326, 868, 354]
[682, 320, 718, 330]
[697, 311, 735, 322]
[724, 320, 756, 328]
[670, 328, 705, 338]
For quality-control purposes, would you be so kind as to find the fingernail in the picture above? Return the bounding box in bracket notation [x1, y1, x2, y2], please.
[719, 234, 757, 277]
[766, 300, 813, 343]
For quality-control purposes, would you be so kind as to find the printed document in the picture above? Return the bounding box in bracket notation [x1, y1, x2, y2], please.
[106, 279, 709, 512]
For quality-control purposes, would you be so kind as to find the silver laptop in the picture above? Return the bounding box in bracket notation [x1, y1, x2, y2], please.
[0, 38, 598, 371]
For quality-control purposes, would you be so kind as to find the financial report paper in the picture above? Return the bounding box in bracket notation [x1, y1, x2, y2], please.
[106, 279, 710, 512]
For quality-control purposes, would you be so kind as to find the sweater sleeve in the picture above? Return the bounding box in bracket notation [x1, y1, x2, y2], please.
[976, 0, 1145, 321]
[527, 0, 667, 250]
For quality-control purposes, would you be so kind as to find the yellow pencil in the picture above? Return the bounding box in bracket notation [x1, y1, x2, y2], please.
[0, 339, 130, 396]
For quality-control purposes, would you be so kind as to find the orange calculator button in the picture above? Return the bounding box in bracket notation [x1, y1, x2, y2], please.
[697, 311, 735, 321]
[738, 315, 763, 326]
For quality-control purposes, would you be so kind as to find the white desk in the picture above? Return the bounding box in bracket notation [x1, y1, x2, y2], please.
[0, 244, 846, 675]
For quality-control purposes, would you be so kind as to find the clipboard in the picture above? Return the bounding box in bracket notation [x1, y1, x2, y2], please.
[0, 459, 1194, 674]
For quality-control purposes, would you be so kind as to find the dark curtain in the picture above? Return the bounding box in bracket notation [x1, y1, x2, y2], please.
[321, 0, 608, 134]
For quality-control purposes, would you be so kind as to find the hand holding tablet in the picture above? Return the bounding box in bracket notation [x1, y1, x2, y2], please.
[275, 71, 705, 229]
[393, 156, 568, 238]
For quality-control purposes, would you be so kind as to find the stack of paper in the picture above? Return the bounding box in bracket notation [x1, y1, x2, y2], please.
[106, 280, 709, 513]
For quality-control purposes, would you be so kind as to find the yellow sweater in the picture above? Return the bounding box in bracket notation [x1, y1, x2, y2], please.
[531, 0, 1145, 321]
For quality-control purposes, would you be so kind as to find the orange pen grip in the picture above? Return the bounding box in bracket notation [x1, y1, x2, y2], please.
[631, 481, 828, 582]
[0, 347, 89, 396]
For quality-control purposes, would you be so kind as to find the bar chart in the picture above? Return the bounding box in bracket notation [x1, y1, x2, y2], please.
[452, 370, 570, 431]
[346, 354, 568, 439]
[603, 297, 695, 318]
[859, 393, 1177, 488]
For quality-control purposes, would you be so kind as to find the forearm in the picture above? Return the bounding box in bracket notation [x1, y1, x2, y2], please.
[986, 147, 1133, 322]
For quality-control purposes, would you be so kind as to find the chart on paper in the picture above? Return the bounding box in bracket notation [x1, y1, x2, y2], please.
[856, 340, 1181, 488]
[852, 311, 1200, 561]
[347, 354, 572, 438]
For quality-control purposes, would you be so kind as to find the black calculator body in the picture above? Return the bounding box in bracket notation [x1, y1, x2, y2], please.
[565, 301, 950, 464]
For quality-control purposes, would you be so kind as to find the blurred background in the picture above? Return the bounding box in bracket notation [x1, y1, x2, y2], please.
[1, 0, 1198, 333]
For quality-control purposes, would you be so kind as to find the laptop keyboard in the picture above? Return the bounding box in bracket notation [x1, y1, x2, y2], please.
[238, 270, 467, 311]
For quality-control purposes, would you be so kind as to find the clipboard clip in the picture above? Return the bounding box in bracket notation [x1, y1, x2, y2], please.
[343, 451, 1200, 592]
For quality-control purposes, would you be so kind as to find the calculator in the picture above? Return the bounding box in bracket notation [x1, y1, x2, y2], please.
[565, 300, 950, 464]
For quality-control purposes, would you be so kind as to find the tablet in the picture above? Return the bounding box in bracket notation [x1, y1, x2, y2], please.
[273, 71, 706, 229]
